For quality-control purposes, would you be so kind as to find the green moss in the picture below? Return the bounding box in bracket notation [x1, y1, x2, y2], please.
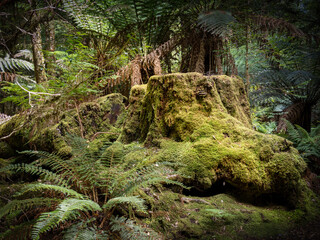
[146, 191, 319, 240]
[212, 75, 252, 128]
[0, 94, 127, 156]
[121, 73, 308, 206]
[118, 84, 147, 143]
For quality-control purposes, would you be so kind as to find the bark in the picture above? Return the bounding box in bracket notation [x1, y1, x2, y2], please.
[195, 38, 205, 73]
[245, 24, 250, 95]
[214, 38, 223, 75]
[32, 23, 47, 83]
[45, 20, 56, 79]
[277, 102, 312, 132]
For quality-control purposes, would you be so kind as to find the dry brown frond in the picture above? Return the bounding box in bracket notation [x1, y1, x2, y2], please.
[251, 15, 305, 38]
[0, 72, 16, 82]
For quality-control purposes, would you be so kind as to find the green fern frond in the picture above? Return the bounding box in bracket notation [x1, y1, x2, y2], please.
[62, 220, 109, 240]
[14, 183, 86, 199]
[285, 121, 320, 160]
[310, 124, 320, 138]
[0, 54, 34, 72]
[295, 124, 312, 141]
[0, 198, 60, 219]
[0, 163, 69, 187]
[63, 0, 112, 36]
[20, 150, 92, 191]
[285, 120, 301, 143]
[32, 198, 101, 240]
[103, 196, 147, 213]
[198, 10, 236, 37]
[110, 216, 160, 240]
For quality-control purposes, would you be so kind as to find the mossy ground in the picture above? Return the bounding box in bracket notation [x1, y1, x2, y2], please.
[144, 189, 320, 240]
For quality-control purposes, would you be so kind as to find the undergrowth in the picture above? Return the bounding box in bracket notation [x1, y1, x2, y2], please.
[0, 136, 184, 239]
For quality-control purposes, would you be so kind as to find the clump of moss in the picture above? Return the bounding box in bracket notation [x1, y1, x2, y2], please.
[118, 84, 147, 143]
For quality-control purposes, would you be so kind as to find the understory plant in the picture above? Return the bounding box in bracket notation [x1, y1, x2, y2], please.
[285, 120, 320, 172]
[0, 137, 183, 239]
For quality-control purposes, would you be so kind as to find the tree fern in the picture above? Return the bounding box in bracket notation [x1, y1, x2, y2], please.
[198, 10, 236, 37]
[0, 54, 34, 73]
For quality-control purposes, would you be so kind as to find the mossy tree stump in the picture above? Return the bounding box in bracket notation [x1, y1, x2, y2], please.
[120, 73, 307, 207]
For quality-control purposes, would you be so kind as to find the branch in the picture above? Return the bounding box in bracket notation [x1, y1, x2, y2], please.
[15, 79, 60, 107]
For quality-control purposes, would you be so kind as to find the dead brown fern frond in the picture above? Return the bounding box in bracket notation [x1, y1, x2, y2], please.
[111, 36, 180, 88]
[251, 15, 305, 38]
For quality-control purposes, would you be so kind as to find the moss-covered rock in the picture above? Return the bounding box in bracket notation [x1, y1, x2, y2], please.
[120, 73, 307, 206]
[0, 93, 127, 156]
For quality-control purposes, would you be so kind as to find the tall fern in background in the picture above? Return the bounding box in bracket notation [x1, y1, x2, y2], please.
[0, 136, 183, 239]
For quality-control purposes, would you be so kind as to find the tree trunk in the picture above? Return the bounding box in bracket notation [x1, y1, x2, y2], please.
[32, 23, 47, 83]
[245, 24, 250, 95]
[277, 102, 312, 132]
[45, 20, 55, 79]
[214, 38, 223, 75]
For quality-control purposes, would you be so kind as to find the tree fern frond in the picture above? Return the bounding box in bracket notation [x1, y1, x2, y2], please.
[32, 198, 101, 240]
[14, 49, 33, 61]
[0, 198, 60, 219]
[14, 183, 86, 199]
[103, 196, 147, 213]
[198, 10, 236, 37]
[0, 55, 34, 73]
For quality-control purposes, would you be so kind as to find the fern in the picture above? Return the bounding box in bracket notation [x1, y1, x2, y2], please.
[0, 163, 69, 187]
[111, 216, 159, 240]
[198, 10, 236, 37]
[103, 196, 147, 213]
[62, 221, 109, 240]
[0, 54, 34, 72]
[285, 120, 320, 161]
[0, 198, 60, 219]
[14, 183, 86, 200]
[0, 137, 185, 239]
[32, 198, 101, 240]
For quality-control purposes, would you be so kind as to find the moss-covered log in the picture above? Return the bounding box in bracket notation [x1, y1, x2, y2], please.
[0, 93, 127, 157]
